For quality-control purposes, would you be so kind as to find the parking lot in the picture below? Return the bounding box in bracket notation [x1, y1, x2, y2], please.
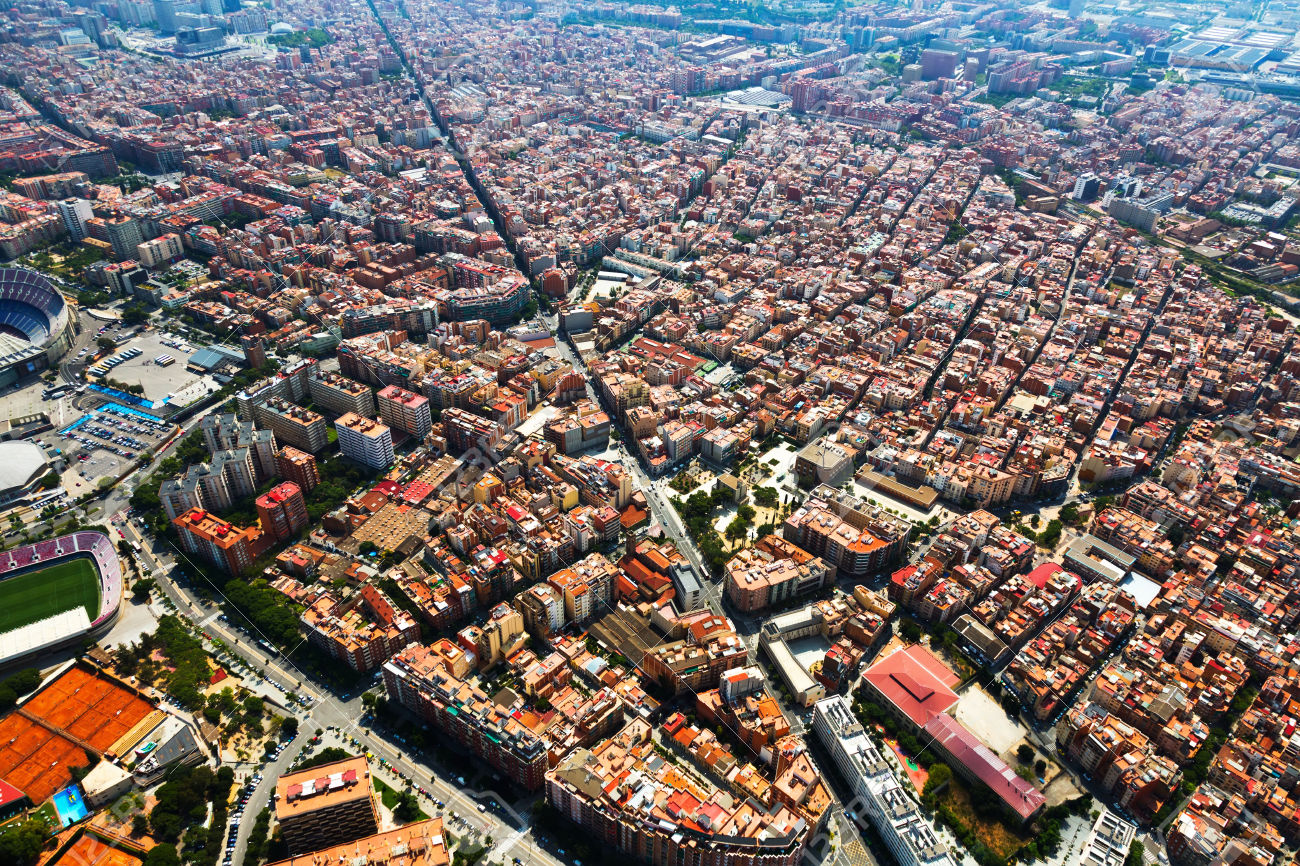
[91, 330, 217, 406]
[51, 402, 175, 489]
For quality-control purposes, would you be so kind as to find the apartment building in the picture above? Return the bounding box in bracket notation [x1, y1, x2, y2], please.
[255, 481, 308, 544]
[542, 399, 611, 454]
[1057, 702, 1183, 822]
[547, 719, 810, 866]
[516, 583, 566, 639]
[201, 412, 277, 481]
[274, 755, 380, 856]
[275, 446, 320, 492]
[642, 615, 748, 696]
[172, 507, 269, 575]
[377, 384, 432, 440]
[302, 585, 419, 673]
[56, 197, 92, 240]
[724, 542, 832, 612]
[782, 485, 911, 576]
[253, 398, 329, 453]
[442, 407, 504, 454]
[335, 412, 394, 470]
[158, 447, 258, 520]
[697, 667, 791, 757]
[266, 820, 448, 866]
[136, 232, 183, 268]
[308, 369, 376, 417]
[813, 696, 957, 866]
[545, 552, 617, 624]
[383, 643, 550, 789]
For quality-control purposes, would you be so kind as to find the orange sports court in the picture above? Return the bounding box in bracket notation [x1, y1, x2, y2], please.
[0, 665, 154, 803]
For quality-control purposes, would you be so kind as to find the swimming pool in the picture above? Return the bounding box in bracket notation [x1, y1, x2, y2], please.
[52, 784, 89, 827]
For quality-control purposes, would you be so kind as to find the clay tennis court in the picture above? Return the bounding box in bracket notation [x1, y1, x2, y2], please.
[53, 832, 144, 866]
[0, 666, 154, 803]
[21, 666, 153, 752]
[0, 713, 87, 803]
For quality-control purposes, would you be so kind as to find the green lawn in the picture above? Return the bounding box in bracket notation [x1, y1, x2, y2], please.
[0, 558, 101, 632]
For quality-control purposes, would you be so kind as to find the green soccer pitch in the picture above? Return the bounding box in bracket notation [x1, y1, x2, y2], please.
[0, 558, 101, 633]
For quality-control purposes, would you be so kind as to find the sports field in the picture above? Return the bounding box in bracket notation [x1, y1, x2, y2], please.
[0, 558, 101, 632]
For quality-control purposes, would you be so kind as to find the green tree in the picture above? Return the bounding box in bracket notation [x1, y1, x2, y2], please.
[394, 790, 422, 822]
[1017, 743, 1034, 764]
[0, 816, 50, 866]
[132, 578, 156, 602]
[922, 763, 952, 801]
[295, 747, 352, 770]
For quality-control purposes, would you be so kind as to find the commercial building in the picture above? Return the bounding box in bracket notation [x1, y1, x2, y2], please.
[1072, 173, 1102, 202]
[0, 440, 51, 508]
[795, 440, 856, 487]
[1063, 535, 1135, 584]
[920, 48, 959, 79]
[813, 696, 957, 866]
[378, 384, 433, 440]
[274, 755, 380, 856]
[335, 412, 394, 470]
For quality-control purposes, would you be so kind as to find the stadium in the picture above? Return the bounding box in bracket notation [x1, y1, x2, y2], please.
[0, 266, 76, 388]
[0, 531, 122, 669]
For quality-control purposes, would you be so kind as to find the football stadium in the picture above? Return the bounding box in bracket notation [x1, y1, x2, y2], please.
[0, 531, 122, 668]
[0, 266, 76, 388]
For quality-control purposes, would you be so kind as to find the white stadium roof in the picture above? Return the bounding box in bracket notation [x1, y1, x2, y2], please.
[0, 440, 46, 494]
[0, 607, 91, 666]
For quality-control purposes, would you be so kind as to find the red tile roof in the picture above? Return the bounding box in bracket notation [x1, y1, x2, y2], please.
[923, 714, 1045, 821]
[1026, 562, 1065, 588]
[862, 645, 959, 727]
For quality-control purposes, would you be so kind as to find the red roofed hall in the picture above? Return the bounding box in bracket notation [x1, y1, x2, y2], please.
[860, 644, 959, 729]
[922, 713, 1046, 823]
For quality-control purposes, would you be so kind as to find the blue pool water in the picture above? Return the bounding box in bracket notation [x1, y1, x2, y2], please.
[89, 384, 159, 409]
[52, 785, 89, 827]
